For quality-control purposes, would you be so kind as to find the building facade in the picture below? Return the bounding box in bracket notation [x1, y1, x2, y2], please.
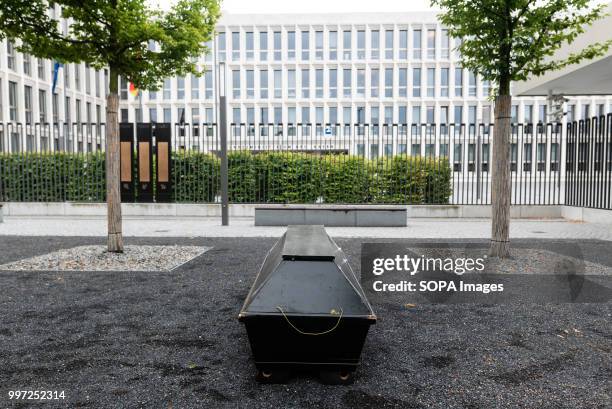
[0, 10, 611, 155]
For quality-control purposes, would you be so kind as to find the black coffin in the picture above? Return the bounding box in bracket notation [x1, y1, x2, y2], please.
[239, 225, 376, 383]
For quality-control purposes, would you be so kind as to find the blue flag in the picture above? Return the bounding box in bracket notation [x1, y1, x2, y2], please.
[51, 62, 63, 94]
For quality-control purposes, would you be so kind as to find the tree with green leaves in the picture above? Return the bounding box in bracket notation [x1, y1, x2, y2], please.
[0, 0, 221, 252]
[432, 0, 612, 258]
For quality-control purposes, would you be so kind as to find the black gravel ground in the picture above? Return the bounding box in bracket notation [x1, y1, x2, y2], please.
[0, 236, 610, 409]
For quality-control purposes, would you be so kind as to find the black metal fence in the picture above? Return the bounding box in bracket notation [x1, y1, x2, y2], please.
[0, 115, 610, 209]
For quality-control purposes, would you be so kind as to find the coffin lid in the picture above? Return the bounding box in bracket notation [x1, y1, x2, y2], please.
[240, 225, 375, 318]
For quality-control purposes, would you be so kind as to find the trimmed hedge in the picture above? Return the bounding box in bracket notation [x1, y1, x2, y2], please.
[0, 151, 452, 204]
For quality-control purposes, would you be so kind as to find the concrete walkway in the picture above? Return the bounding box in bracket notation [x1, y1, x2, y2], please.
[1, 215, 611, 240]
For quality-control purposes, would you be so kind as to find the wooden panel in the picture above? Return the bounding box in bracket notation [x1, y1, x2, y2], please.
[120, 142, 132, 182]
[158, 142, 169, 183]
[139, 142, 150, 182]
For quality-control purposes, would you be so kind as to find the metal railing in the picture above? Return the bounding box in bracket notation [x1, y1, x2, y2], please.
[0, 115, 610, 208]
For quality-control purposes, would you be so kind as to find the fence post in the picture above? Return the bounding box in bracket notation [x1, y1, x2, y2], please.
[218, 62, 229, 226]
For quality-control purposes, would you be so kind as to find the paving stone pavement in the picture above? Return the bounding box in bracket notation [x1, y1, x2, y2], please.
[1, 216, 611, 240]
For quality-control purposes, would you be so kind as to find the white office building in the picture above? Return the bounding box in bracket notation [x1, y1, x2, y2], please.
[0, 10, 611, 156]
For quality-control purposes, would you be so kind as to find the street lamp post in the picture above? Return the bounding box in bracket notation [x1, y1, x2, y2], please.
[218, 61, 229, 226]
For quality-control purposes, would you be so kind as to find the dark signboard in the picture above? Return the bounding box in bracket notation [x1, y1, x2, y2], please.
[119, 123, 134, 202]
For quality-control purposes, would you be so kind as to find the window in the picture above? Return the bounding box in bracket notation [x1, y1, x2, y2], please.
[427, 29, 436, 58]
[204, 40, 213, 62]
[85, 65, 91, 94]
[343, 30, 351, 60]
[149, 108, 157, 123]
[23, 54, 31, 75]
[412, 68, 421, 97]
[24, 85, 33, 124]
[315, 31, 323, 60]
[288, 69, 296, 98]
[482, 80, 490, 96]
[64, 63, 70, 88]
[455, 68, 463, 96]
[288, 31, 296, 60]
[260, 70, 268, 98]
[426, 68, 435, 97]
[74, 64, 80, 90]
[511, 105, 518, 123]
[39, 90, 47, 123]
[120, 77, 128, 99]
[426, 105, 435, 124]
[357, 69, 365, 97]
[541, 104, 549, 123]
[192, 107, 200, 137]
[259, 31, 268, 61]
[301, 31, 309, 60]
[38, 58, 45, 79]
[385, 30, 393, 59]
[7, 41, 15, 70]
[399, 68, 407, 97]
[218, 32, 226, 62]
[468, 71, 477, 96]
[302, 106, 310, 124]
[163, 78, 171, 99]
[233, 108, 241, 125]
[357, 30, 365, 59]
[177, 76, 185, 99]
[163, 108, 171, 123]
[371, 107, 380, 124]
[440, 105, 448, 124]
[301, 69, 310, 98]
[441, 29, 449, 58]
[53, 94, 59, 124]
[231, 31, 240, 60]
[468, 106, 477, 124]
[274, 31, 282, 61]
[315, 69, 323, 98]
[441, 68, 449, 97]
[191, 74, 199, 99]
[204, 71, 213, 99]
[329, 106, 338, 128]
[399, 106, 407, 124]
[454, 106, 463, 124]
[274, 69, 282, 98]
[287, 106, 296, 126]
[75, 99, 81, 124]
[371, 30, 380, 59]
[371, 68, 379, 97]
[246, 70, 254, 98]
[454, 37, 462, 58]
[581, 104, 589, 120]
[246, 31, 254, 60]
[399, 30, 408, 59]
[247, 108, 255, 134]
[135, 107, 142, 123]
[343, 68, 352, 97]
[65, 97, 71, 126]
[232, 70, 240, 98]
[385, 68, 393, 97]
[413, 29, 422, 59]
[95, 70, 100, 97]
[384, 106, 393, 124]
[329, 68, 337, 98]
[329, 31, 338, 60]
[524, 105, 533, 124]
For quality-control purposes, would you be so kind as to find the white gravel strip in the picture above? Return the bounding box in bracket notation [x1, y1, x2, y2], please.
[0, 245, 211, 272]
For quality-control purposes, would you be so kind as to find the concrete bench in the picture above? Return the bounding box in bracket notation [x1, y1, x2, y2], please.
[254, 204, 407, 227]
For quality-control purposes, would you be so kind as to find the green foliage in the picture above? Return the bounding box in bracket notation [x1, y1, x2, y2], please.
[0, 152, 105, 202]
[431, 0, 612, 93]
[0, 152, 452, 204]
[0, 0, 221, 91]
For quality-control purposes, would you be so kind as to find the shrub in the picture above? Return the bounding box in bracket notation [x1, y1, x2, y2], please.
[0, 151, 452, 204]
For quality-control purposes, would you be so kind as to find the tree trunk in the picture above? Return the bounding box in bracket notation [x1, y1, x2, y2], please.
[106, 67, 123, 253]
[489, 94, 512, 258]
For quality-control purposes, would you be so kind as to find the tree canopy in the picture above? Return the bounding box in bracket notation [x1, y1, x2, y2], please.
[431, 0, 612, 93]
[0, 0, 221, 90]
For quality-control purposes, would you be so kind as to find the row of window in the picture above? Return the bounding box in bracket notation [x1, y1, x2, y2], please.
[5, 42, 107, 98]
[3, 80, 102, 124]
[228, 67, 487, 100]
[120, 102, 612, 126]
[217, 28, 453, 62]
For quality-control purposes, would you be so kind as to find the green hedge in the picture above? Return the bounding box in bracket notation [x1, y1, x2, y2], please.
[0, 151, 452, 204]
